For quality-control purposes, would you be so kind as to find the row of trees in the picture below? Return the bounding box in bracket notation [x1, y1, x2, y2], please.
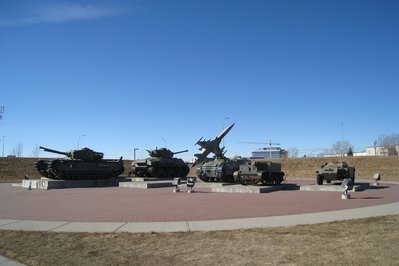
[287, 133, 399, 158]
[5, 134, 399, 158]
[6, 143, 40, 157]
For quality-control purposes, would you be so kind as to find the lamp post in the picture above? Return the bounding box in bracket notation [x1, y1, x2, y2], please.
[2, 135, 4, 157]
[134, 148, 138, 161]
[77, 134, 86, 149]
[161, 138, 167, 148]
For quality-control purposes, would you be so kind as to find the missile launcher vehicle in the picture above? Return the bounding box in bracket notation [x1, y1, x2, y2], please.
[130, 148, 189, 178]
[35, 146, 124, 180]
[315, 161, 355, 185]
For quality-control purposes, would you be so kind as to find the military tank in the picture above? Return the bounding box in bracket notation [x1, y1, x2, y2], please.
[35, 146, 124, 180]
[315, 161, 355, 185]
[130, 148, 189, 178]
[233, 161, 285, 185]
[195, 156, 247, 182]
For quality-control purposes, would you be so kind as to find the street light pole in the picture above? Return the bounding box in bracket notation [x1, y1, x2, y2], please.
[78, 134, 86, 149]
[161, 138, 167, 148]
[134, 148, 138, 161]
[2, 135, 4, 157]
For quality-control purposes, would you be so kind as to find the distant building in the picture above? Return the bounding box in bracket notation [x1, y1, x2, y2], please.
[323, 145, 399, 157]
[251, 147, 288, 159]
[365, 145, 399, 156]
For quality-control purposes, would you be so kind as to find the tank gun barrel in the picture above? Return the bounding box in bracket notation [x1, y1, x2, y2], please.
[173, 149, 188, 155]
[39, 146, 69, 156]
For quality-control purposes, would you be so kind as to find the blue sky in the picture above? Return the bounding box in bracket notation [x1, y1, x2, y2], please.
[1, 0, 398, 160]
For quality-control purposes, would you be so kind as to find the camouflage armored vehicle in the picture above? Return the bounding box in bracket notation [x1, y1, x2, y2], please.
[195, 156, 247, 182]
[35, 146, 124, 180]
[233, 161, 285, 185]
[315, 161, 355, 185]
[130, 148, 189, 178]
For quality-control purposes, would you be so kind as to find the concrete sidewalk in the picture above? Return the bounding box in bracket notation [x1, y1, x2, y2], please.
[0, 255, 25, 266]
[1, 202, 398, 233]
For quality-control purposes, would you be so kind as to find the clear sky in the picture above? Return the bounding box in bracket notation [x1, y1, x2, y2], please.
[1, 0, 398, 160]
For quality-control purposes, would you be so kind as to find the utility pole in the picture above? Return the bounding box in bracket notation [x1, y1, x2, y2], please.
[0, 106, 4, 120]
[134, 148, 138, 161]
[341, 122, 344, 157]
[77, 134, 86, 149]
[1, 106, 4, 157]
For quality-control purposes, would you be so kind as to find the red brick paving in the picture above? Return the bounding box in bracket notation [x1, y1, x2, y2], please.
[0, 180, 398, 222]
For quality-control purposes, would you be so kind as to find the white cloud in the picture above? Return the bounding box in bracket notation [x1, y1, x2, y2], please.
[0, 4, 123, 26]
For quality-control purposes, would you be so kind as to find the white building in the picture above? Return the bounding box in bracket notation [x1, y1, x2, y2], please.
[323, 145, 399, 157]
[251, 147, 288, 159]
[364, 145, 399, 156]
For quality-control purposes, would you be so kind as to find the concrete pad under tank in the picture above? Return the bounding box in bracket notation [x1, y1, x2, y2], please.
[212, 183, 299, 194]
[21, 178, 128, 190]
[300, 183, 368, 192]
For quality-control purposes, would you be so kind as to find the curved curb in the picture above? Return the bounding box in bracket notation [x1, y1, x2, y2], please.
[1, 202, 398, 233]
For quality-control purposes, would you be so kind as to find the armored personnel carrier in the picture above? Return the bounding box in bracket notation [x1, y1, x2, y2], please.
[35, 146, 124, 180]
[315, 161, 355, 185]
[233, 161, 285, 185]
[195, 156, 247, 182]
[130, 148, 189, 178]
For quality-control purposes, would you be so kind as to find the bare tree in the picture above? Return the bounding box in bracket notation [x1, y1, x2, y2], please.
[331, 140, 353, 156]
[11, 142, 23, 157]
[287, 147, 299, 158]
[377, 133, 399, 156]
[31, 144, 40, 157]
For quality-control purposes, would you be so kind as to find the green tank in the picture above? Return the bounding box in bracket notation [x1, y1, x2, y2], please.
[35, 146, 124, 180]
[315, 161, 355, 185]
[195, 157, 247, 182]
[233, 161, 285, 185]
[130, 148, 189, 178]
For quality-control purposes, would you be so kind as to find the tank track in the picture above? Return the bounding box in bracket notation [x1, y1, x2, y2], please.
[143, 166, 189, 178]
[236, 172, 285, 186]
[35, 159, 124, 180]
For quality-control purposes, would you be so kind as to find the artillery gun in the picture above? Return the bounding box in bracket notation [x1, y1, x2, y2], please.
[35, 146, 124, 180]
[233, 161, 285, 185]
[130, 148, 189, 178]
[315, 161, 355, 185]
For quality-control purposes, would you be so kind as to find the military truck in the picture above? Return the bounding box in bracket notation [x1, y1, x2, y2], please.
[315, 161, 355, 185]
[233, 161, 285, 185]
[35, 146, 124, 180]
[130, 148, 189, 178]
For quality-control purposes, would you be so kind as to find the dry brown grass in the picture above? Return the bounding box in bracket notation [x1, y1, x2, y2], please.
[2, 156, 399, 182]
[1, 215, 398, 265]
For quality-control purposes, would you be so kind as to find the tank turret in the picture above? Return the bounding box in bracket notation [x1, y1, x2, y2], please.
[147, 148, 188, 159]
[130, 147, 189, 178]
[39, 146, 104, 161]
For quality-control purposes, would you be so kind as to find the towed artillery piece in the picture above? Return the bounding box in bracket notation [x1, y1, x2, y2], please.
[130, 148, 190, 178]
[35, 146, 124, 180]
[233, 160, 285, 185]
[315, 161, 355, 185]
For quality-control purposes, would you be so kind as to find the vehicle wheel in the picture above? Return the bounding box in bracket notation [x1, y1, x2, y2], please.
[317, 175, 323, 185]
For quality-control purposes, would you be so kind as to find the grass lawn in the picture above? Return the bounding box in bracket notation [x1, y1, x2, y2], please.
[1, 215, 398, 265]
